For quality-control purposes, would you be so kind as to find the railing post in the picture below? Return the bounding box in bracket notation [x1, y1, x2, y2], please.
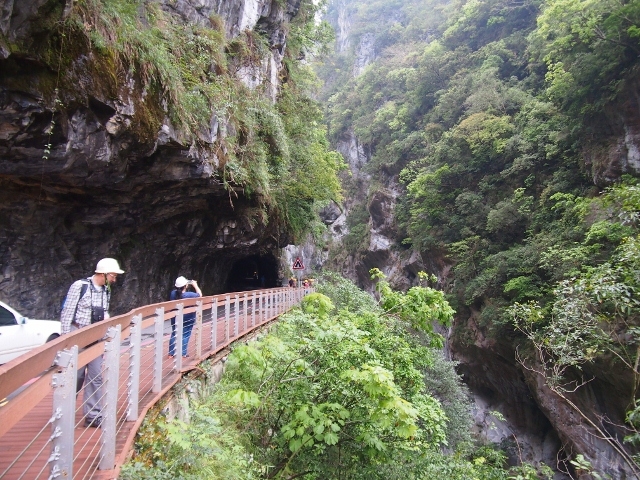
[195, 300, 203, 361]
[49, 346, 78, 480]
[127, 314, 142, 421]
[176, 304, 184, 371]
[252, 292, 256, 327]
[211, 297, 218, 352]
[153, 307, 164, 393]
[258, 291, 263, 324]
[243, 293, 248, 333]
[100, 324, 121, 471]
[265, 291, 269, 320]
[234, 294, 239, 337]
[271, 290, 275, 318]
[225, 296, 230, 343]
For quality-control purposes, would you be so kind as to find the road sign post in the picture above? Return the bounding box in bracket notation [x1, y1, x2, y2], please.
[292, 257, 304, 288]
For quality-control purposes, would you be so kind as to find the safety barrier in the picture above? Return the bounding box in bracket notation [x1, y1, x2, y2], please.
[0, 286, 311, 479]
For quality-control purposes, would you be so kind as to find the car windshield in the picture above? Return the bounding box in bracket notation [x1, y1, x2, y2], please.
[0, 305, 17, 326]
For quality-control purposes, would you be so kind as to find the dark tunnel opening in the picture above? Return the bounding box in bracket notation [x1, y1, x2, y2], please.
[225, 254, 280, 293]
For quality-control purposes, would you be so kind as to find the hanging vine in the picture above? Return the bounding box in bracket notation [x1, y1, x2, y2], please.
[38, 6, 71, 203]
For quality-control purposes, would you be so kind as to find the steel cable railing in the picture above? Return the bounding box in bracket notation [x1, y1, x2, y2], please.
[15, 431, 49, 480]
[0, 417, 51, 479]
[0, 287, 312, 479]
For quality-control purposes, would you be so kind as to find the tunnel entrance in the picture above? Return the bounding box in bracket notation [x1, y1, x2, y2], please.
[225, 254, 279, 292]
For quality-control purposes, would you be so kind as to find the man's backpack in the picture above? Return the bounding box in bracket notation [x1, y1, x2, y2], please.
[61, 279, 90, 312]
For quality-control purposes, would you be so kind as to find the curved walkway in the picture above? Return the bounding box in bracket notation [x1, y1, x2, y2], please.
[0, 287, 309, 480]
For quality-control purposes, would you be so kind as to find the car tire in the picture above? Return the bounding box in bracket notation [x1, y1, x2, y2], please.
[46, 334, 60, 343]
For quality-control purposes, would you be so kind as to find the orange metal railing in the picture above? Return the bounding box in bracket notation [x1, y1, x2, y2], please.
[0, 286, 311, 480]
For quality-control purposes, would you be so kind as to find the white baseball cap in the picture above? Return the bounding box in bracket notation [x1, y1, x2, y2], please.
[175, 276, 189, 288]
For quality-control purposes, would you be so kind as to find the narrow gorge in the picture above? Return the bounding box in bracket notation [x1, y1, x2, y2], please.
[2, 0, 640, 478]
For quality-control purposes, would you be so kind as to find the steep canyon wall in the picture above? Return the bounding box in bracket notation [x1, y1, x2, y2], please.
[318, 2, 640, 478]
[0, 0, 299, 317]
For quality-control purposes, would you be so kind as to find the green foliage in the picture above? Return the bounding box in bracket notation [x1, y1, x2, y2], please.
[71, 0, 228, 132]
[625, 400, 640, 446]
[315, 271, 380, 314]
[300, 292, 335, 318]
[371, 268, 455, 345]
[219, 292, 450, 477]
[531, 0, 640, 116]
[509, 228, 640, 474]
[343, 202, 371, 253]
[316, 0, 640, 475]
[508, 462, 554, 480]
[273, 84, 347, 241]
[120, 402, 260, 479]
[511, 234, 640, 386]
[422, 351, 474, 447]
[321, 0, 640, 378]
[569, 454, 610, 480]
[504, 275, 543, 302]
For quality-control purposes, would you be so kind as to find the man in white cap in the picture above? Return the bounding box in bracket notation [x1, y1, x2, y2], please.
[60, 257, 124, 427]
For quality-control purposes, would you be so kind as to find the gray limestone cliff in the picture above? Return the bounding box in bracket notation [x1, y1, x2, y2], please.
[0, 0, 301, 316]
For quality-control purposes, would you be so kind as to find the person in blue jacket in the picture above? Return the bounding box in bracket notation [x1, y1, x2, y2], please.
[168, 276, 202, 357]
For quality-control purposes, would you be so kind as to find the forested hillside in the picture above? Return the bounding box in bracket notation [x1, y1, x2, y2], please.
[318, 0, 640, 477]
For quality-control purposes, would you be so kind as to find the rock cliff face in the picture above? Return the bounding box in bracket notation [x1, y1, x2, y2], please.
[585, 77, 640, 186]
[451, 307, 640, 477]
[0, 0, 300, 317]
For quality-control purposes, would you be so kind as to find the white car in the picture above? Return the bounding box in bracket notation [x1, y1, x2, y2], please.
[0, 300, 61, 364]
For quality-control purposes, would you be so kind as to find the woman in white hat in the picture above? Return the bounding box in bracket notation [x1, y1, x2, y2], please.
[168, 276, 202, 357]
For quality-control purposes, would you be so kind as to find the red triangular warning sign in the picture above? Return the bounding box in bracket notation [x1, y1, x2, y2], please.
[292, 257, 304, 270]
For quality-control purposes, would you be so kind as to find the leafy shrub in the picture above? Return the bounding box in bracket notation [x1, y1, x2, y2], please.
[120, 401, 260, 479]
[316, 270, 380, 314]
